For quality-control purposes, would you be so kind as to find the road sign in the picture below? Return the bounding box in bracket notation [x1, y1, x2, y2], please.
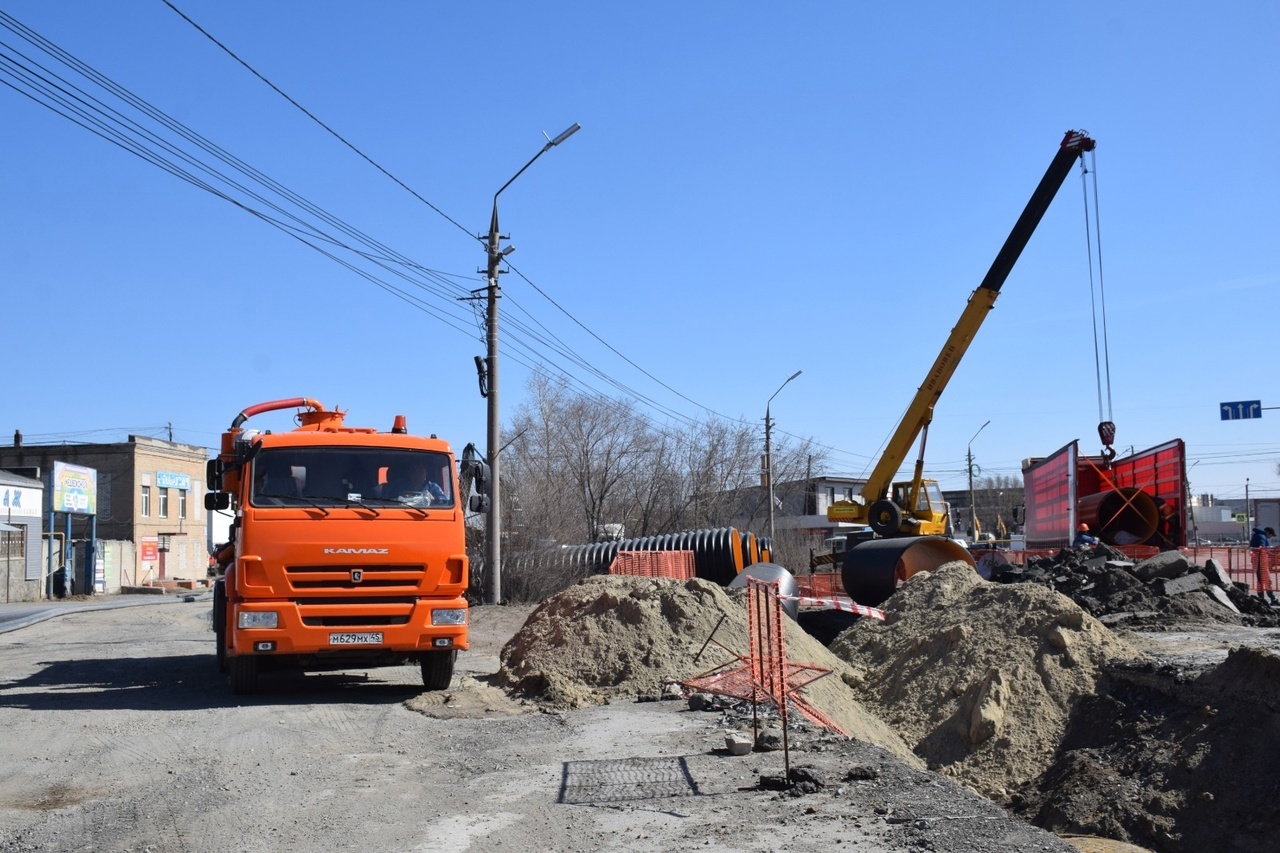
[1220, 400, 1262, 420]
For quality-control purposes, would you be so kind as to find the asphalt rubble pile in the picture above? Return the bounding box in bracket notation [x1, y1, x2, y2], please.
[987, 545, 1280, 629]
[496, 568, 1280, 853]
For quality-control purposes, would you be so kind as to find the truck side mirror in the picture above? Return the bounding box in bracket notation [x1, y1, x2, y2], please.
[469, 494, 491, 514]
[207, 458, 224, 491]
[205, 492, 230, 511]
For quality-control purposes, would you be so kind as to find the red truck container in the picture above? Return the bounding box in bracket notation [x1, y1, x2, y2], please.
[1022, 439, 1186, 550]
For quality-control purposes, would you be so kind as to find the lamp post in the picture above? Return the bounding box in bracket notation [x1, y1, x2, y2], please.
[482, 123, 580, 606]
[764, 370, 803, 543]
[966, 420, 991, 541]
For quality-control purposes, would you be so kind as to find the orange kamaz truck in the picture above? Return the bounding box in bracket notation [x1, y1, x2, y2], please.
[205, 397, 489, 695]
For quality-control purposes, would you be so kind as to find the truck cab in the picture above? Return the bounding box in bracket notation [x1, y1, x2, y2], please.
[207, 399, 488, 695]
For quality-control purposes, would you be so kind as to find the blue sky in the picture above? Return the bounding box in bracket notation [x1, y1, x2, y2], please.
[3, 1, 1277, 507]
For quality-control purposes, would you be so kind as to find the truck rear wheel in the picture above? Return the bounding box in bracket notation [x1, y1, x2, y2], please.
[868, 499, 904, 537]
[229, 655, 258, 695]
[420, 650, 456, 690]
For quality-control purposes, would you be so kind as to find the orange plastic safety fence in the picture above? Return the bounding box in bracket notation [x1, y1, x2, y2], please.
[681, 578, 846, 735]
[606, 550, 696, 580]
[797, 571, 844, 598]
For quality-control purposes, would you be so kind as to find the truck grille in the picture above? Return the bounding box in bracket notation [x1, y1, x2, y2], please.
[294, 595, 418, 627]
[285, 564, 426, 591]
[301, 613, 412, 628]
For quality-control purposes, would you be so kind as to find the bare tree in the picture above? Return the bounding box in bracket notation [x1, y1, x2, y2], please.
[492, 372, 826, 600]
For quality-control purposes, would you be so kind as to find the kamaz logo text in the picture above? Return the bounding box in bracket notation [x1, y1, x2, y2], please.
[323, 548, 389, 555]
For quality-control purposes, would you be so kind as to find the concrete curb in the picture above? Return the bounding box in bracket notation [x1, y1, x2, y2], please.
[0, 593, 206, 635]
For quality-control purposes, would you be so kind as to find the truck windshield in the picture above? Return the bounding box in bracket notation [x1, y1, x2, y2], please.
[250, 447, 454, 509]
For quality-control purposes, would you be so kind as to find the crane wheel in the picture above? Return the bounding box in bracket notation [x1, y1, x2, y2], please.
[868, 500, 904, 537]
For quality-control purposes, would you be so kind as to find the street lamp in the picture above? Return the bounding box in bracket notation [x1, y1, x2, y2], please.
[765, 370, 803, 543]
[966, 420, 991, 541]
[481, 122, 580, 605]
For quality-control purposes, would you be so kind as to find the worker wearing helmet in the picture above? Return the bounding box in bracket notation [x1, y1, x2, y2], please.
[1073, 522, 1099, 548]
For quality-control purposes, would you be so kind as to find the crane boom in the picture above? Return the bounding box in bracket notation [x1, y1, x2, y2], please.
[831, 130, 1096, 536]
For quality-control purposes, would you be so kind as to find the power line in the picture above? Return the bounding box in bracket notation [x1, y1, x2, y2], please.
[159, 0, 475, 242]
[1, 10, 895, 472]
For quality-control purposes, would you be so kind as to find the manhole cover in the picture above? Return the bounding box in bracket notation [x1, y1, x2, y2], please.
[559, 756, 699, 804]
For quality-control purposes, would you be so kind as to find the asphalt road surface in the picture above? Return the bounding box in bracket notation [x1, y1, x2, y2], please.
[0, 597, 1082, 853]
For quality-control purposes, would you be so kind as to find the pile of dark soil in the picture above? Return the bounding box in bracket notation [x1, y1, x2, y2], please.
[1014, 646, 1280, 853]
[989, 547, 1280, 629]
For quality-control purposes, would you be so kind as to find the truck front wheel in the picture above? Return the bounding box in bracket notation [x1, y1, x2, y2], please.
[229, 655, 258, 695]
[420, 650, 456, 690]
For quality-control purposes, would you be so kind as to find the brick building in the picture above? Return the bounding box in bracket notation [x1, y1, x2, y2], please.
[0, 433, 211, 586]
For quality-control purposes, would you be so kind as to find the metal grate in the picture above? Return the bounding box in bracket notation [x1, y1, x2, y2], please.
[559, 757, 700, 805]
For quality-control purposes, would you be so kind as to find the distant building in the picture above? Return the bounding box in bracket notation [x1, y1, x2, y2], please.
[1, 469, 43, 600]
[0, 433, 211, 584]
[744, 475, 1028, 550]
[738, 474, 867, 552]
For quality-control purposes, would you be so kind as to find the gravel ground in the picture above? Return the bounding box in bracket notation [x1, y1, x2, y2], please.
[0, 597, 1084, 853]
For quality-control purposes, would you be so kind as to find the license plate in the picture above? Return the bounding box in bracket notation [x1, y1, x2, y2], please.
[329, 632, 383, 646]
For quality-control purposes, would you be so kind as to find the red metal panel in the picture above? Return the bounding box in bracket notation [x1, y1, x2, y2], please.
[1024, 442, 1077, 549]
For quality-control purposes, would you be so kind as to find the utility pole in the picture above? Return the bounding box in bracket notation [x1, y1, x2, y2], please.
[480, 123, 580, 606]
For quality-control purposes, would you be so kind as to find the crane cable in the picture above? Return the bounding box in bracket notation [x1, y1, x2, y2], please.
[1078, 148, 1117, 463]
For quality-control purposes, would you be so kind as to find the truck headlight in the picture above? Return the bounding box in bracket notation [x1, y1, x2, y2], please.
[238, 611, 279, 629]
[431, 609, 466, 626]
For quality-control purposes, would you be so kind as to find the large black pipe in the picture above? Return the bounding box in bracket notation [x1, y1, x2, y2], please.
[841, 536, 975, 606]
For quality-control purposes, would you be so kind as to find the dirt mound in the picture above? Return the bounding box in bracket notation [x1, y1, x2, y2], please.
[1016, 645, 1280, 852]
[403, 674, 528, 719]
[495, 574, 919, 764]
[829, 562, 1145, 797]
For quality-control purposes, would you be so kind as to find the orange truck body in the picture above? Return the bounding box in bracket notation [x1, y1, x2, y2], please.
[206, 398, 486, 695]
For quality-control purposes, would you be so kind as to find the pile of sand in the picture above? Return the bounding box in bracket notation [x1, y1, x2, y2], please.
[829, 562, 1146, 797]
[496, 574, 919, 764]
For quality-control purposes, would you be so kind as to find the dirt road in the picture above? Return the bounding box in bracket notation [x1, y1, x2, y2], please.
[0, 596, 1082, 853]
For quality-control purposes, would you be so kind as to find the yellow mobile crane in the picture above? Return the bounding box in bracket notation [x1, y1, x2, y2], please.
[828, 130, 1097, 603]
